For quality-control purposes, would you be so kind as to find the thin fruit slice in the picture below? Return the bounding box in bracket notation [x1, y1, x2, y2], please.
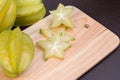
[40, 28, 55, 38]
[49, 3, 73, 28]
[40, 28, 75, 42]
[37, 33, 71, 60]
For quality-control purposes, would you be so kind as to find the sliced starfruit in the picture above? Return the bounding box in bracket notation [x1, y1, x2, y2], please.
[40, 28, 75, 42]
[49, 3, 73, 28]
[0, 0, 16, 32]
[14, 0, 46, 26]
[37, 33, 71, 60]
[0, 27, 34, 77]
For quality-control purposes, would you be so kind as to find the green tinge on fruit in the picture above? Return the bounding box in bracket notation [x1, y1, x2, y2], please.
[14, 0, 46, 26]
[0, 27, 34, 77]
[0, 0, 16, 32]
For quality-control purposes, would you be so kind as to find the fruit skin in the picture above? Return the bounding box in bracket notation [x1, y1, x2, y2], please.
[0, 0, 16, 32]
[14, 0, 46, 26]
[0, 27, 34, 77]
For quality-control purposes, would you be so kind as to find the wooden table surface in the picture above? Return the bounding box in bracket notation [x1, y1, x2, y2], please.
[43, 0, 120, 80]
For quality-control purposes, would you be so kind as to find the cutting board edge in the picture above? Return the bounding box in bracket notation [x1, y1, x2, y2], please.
[73, 28, 120, 80]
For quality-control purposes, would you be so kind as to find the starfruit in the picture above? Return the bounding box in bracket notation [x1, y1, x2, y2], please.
[37, 32, 71, 60]
[0, 27, 34, 77]
[40, 28, 75, 42]
[14, 0, 46, 26]
[0, 0, 16, 32]
[49, 3, 73, 28]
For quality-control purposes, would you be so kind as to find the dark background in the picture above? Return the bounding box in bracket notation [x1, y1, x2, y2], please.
[43, 0, 120, 80]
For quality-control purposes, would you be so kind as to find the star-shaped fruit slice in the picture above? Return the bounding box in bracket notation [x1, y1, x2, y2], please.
[37, 33, 71, 60]
[40, 28, 75, 42]
[49, 3, 73, 28]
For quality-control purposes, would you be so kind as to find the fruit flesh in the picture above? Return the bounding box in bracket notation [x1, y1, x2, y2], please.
[40, 28, 75, 42]
[37, 32, 71, 60]
[49, 3, 73, 28]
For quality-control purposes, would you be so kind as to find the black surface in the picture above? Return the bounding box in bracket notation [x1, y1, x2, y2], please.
[43, 0, 120, 80]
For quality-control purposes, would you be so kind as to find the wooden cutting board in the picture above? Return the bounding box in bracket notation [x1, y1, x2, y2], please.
[0, 6, 119, 80]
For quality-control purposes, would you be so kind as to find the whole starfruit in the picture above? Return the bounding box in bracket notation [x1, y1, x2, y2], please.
[14, 0, 46, 26]
[0, 27, 34, 77]
[0, 0, 16, 32]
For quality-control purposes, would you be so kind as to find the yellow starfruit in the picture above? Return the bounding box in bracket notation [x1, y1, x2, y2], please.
[14, 0, 46, 26]
[0, 0, 16, 32]
[0, 27, 34, 77]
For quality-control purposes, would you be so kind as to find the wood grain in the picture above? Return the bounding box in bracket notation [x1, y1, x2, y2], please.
[0, 6, 119, 80]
